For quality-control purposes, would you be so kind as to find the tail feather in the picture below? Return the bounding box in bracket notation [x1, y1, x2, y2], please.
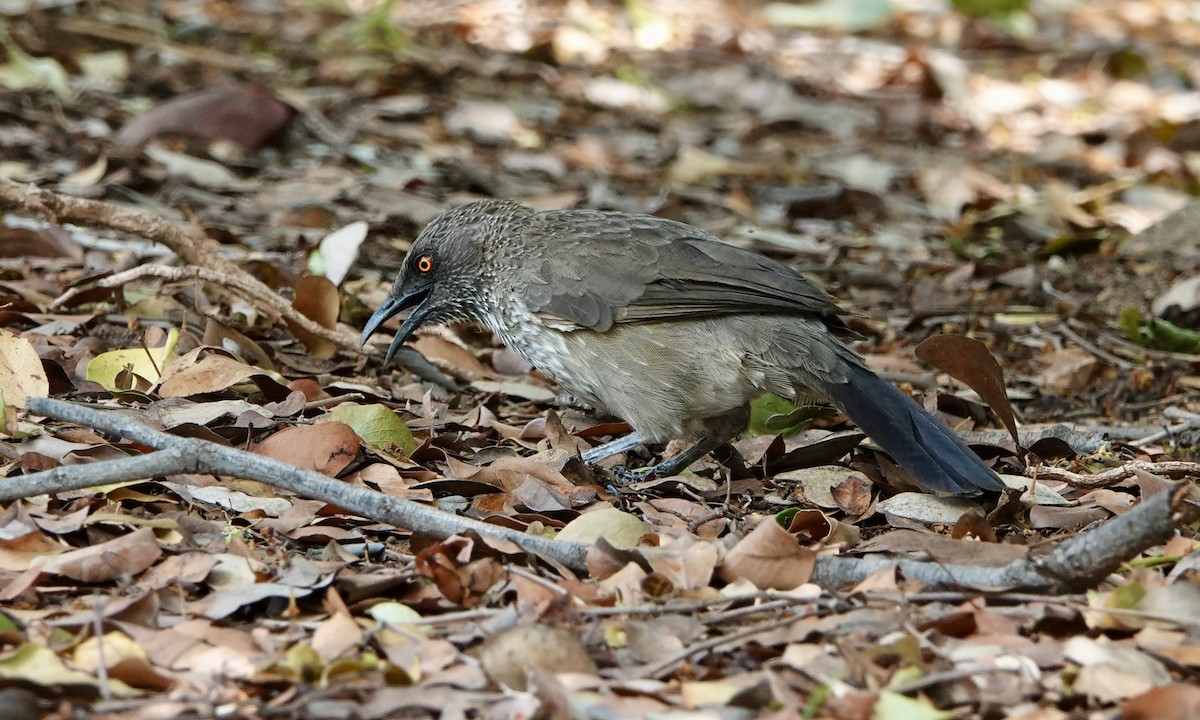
[821, 364, 1004, 496]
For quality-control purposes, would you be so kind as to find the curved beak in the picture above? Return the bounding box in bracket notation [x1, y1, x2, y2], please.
[360, 287, 434, 365]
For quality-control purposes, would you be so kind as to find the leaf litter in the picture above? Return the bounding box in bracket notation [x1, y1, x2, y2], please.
[0, 1, 1199, 718]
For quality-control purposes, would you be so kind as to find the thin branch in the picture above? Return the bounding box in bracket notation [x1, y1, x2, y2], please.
[890, 665, 1022, 695]
[1027, 461, 1200, 489]
[57, 16, 279, 72]
[810, 483, 1194, 591]
[52, 263, 354, 350]
[21, 397, 590, 570]
[0, 447, 192, 500]
[637, 617, 783, 679]
[0, 179, 355, 351]
[11, 398, 1196, 593]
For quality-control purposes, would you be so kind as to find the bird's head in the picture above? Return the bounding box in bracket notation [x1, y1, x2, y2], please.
[359, 200, 527, 365]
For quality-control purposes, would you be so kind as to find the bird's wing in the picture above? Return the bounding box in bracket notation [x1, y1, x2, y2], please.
[519, 210, 847, 332]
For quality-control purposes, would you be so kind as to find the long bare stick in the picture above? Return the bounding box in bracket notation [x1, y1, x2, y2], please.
[11, 398, 1194, 591]
[0, 179, 355, 350]
[19, 397, 589, 569]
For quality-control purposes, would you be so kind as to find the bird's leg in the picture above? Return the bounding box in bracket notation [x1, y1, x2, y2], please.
[599, 433, 730, 485]
[580, 432, 646, 463]
[645, 433, 729, 478]
[579, 431, 716, 484]
[604, 407, 750, 484]
[583, 408, 748, 484]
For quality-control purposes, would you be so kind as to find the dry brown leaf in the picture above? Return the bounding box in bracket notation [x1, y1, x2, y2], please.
[477, 624, 598, 691]
[288, 275, 340, 359]
[413, 535, 505, 607]
[116, 84, 294, 150]
[411, 335, 490, 379]
[1119, 683, 1200, 720]
[916, 334, 1019, 448]
[718, 517, 816, 590]
[158, 352, 285, 398]
[311, 611, 365, 661]
[858, 529, 1025, 566]
[831, 474, 872, 515]
[0, 524, 66, 571]
[251, 422, 361, 477]
[47, 527, 161, 582]
[1036, 347, 1099, 397]
[640, 538, 719, 591]
[0, 226, 82, 259]
[0, 330, 48, 410]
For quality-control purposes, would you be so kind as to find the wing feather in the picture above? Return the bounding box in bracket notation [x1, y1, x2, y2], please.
[519, 210, 847, 332]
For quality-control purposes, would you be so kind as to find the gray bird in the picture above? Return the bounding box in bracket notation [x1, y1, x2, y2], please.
[360, 200, 1004, 496]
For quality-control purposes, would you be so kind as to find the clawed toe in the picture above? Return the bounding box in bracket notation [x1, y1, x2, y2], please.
[606, 464, 655, 485]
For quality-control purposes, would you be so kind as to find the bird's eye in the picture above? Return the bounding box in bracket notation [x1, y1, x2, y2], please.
[416, 255, 434, 273]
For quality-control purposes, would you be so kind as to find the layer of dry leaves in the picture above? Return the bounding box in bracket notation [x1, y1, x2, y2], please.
[2, 0, 1200, 718]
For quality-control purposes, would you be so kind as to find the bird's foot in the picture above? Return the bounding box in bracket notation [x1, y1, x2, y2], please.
[606, 464, 656, 486]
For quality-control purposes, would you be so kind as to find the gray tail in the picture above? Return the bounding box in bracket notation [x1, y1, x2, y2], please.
[821, 364, 1004, 495]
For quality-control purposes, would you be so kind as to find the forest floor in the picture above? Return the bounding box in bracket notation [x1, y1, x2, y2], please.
[2, 0, 1200, 718]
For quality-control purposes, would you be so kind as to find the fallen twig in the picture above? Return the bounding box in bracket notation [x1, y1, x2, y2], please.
[0, 179, 355, 351]
[15, 397, 589, 570]
[7, 398, 1195, 591]
[1027, 460, 1200, 489]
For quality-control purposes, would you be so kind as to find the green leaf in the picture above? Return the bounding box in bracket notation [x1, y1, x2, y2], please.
[1118, 307, 1144, 342]
[1107, 580, 1146, 610]
[949, 0, 1029, 19]
[748, 393, 825, 437]
[1146, 318, 1200, 353]
[0, 643, 121, 690]
[368, 602, 424, 627]
[1118, 307, 1200, 354]
[764, 0, 895, 31]
[871, 691, 953, 720]
[329, 403, 417, 457]
[1036, 233, 1105, 259]
[0, 610, 21, 637]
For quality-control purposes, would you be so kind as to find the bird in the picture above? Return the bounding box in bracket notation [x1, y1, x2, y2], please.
[360, 199, 1005, 496]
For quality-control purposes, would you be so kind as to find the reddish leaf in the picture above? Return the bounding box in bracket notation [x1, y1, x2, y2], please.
[0, 227, 82, 259]
[1117, 681, 1200, 719]
[915, 334, 1019, 449]
[116, 84, 294, 150]
[251, 422, 361, 477]
[288, 275, 340, 359]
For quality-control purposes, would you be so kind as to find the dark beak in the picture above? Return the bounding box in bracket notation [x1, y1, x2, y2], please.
[360, 287, 434, 365]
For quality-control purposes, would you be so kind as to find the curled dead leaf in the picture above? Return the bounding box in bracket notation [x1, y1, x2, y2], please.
[718, 516, 817, 590]
[47, 527, 162, 582]
[288, 275, 340, 359]
[157, 350, 287, 398]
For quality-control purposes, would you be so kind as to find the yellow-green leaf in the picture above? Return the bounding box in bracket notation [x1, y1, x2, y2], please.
[556, 507, 649, 549]
[0, 34, 70, 98]
[86, 328, 179, 392]
[872, 691, 953, 720]
[330, 403, 417, 457]
[0, 642, 135, 695]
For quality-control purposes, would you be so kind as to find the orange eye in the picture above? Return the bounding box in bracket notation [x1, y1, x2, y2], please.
[416, 255, 433, 273]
